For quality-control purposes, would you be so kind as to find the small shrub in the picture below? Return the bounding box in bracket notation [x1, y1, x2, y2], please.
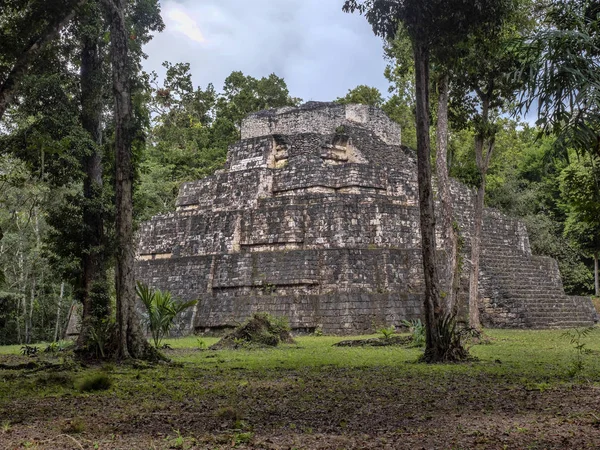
[75, 373, 112, 392]
[420, 314, 473, 362]
[43, 341, 70, 354]
[136, 281, 197, 348]
[20, 345, 39, 356]
[377, 326, 396, 340]
[402, 319, 426, 347]
[86, 318, 114, 359]
[196, 338, 207, 349]
[563, 326, 594, 377]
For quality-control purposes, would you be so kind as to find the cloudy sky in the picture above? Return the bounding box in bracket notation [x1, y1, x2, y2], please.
[141, 0, 391, 102]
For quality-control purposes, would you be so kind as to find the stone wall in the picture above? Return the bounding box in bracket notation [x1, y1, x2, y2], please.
[137, 248, 424, 334]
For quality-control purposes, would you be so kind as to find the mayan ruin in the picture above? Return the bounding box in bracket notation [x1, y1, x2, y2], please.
[135, 102, 597, 334]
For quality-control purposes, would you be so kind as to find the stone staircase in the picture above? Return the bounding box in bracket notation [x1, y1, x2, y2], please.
[479, 235, 596, 328]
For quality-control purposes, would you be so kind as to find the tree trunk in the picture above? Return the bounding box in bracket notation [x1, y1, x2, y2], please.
[77, 25, 109, 349]
[414, 43, 445, 362]
[27, 277, 36, 344]
[106, 0, 158, 360]
[468, 86, 497, 330]
[54, 282, 65, 342]
[468, 154, 486, 329]
[594, 252, 599, 297]
[435, 73, 459, 314]
[0, 0, 86, 121]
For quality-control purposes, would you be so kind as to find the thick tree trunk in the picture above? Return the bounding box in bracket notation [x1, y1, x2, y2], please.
[77, 27, 109, 349]
[106, 0, 158, 360]
[435, 74, 459, 314]
[0, 0, 86, 121]
[414, 43, 445, 362]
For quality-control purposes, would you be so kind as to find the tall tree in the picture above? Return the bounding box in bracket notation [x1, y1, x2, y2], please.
[449, 3, 530, 328]
[76, 0, 111, 348]
[102, 0, 158, 359]
[343, 0, 510, 362]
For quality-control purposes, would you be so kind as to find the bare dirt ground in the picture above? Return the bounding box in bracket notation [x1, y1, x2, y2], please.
[1, 361, 600, 449]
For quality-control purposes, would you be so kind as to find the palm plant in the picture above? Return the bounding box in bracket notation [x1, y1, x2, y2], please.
[136, 281, 196, 348]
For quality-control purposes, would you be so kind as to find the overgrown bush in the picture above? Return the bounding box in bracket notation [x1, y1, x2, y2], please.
[210, 313, 294, 349]
[136, 281, 196, 348]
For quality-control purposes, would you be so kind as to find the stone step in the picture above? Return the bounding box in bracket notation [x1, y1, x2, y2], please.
[482, 267, 555, 276]
[494, 291, 564, 298]
[497, 286, 564, 293]
[489, 276, 562, 283]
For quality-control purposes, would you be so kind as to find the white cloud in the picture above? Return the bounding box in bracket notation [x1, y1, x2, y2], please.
[166, 6, 206, 43]
[142, 1, 390, 102]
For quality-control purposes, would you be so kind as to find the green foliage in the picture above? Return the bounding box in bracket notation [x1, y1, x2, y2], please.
[74, 373, 112, 392]
[335, 85, 385, 107]
[560, 156, 600, 265]
[433, 315, 471, 362]
[377, 325, 396, 340]
[137, 67, 301, 220]
[136, 281, 196, 348]
[20, 345, 39, 356]
[43, 341, 62, 353]
[450, 122, 595, 295]
[85, 318, 114, 359]
[401, 319, 425, 347]
[517, 0, 600, 155]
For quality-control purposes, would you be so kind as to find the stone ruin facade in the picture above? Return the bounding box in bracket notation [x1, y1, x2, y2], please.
[135, 102, 597, 334]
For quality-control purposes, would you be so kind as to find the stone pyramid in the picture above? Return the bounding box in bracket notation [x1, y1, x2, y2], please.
[135, 102, 596, 334]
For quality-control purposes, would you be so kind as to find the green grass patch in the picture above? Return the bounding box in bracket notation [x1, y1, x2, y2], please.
[74, 372, 112, 392]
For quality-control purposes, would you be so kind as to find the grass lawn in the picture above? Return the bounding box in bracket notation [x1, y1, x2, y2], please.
[1, 328, 600, 449]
